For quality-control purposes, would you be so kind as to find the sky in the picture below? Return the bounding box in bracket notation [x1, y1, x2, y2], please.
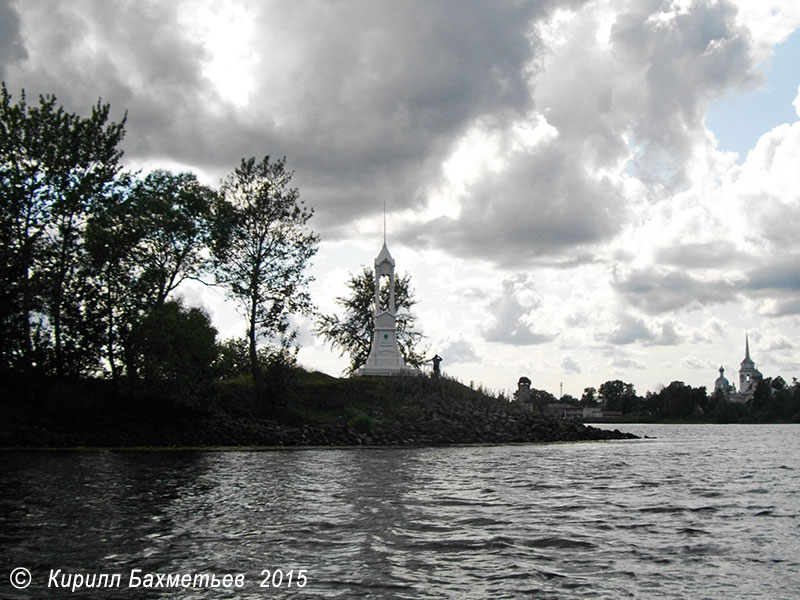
[2, 0, 799, 398]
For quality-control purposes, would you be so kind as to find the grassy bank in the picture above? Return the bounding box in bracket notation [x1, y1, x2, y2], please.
[1, 370, 637, 447]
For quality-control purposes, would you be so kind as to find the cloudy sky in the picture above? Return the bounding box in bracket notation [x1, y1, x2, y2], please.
[3, 0, 799, 397]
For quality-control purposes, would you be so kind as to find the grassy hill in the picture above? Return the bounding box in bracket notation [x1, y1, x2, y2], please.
[1, 369, 636, 447]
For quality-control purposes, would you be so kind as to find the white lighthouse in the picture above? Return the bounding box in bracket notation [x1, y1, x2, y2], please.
[356, 241, 416, 376]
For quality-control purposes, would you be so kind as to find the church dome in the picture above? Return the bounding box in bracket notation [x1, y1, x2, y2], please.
[714, 366, 729, 391]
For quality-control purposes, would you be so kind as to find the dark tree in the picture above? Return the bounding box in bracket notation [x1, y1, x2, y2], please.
[214, 336, 298, 382]
[0, 83, 126, 375]
[127, 299, 218, 391]
[647, 381, 707, 418]
[86, 171, 217, 377]
[530, 387, 557, 405]
[599, 379, 637, 412]
[315, 267, 425, 374]
[581, 387, 599, 405]
[213, 156, 318, 388]
[124, 170, 217, 308]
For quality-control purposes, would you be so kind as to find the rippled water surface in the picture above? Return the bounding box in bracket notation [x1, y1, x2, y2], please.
[2, 424, 799, 598]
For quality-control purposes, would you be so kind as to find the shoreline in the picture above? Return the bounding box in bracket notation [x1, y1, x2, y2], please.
[0, 436, 646, 453]
[2, 371, 639, 448]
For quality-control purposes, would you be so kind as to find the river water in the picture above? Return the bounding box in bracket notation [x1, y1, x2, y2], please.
[1, 424, 798, 599]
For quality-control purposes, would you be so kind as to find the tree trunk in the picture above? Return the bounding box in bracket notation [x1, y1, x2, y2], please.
[248, 293, 261, 391]
[106, 276, 118, 380]
[21, 265, 34, 375]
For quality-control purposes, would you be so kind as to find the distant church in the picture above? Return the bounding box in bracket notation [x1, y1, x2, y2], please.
[714, 335, 763, 403]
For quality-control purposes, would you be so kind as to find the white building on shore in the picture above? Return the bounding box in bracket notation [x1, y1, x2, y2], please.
[714, 335, 763, 403]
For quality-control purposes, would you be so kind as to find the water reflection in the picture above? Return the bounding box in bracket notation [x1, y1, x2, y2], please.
[2, 426, 799, 599]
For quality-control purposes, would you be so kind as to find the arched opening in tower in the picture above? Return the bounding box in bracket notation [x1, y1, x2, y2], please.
[377, 273, 393, 312]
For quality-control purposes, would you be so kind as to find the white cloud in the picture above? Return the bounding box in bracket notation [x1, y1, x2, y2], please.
[483, 274, 556, 346]
[439, 338, 480, 365]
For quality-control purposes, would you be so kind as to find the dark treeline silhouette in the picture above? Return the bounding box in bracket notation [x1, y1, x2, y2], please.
[0, 84, 318, 406]
[536, 378, 800, 423]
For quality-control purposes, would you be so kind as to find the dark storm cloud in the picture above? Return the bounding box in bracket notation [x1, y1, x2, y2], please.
[0, 1, 26, 79]
[745, 257, 800, 291]
[250, 0, 580, 232]
[403, 0, 756, 265]
[2, 0, 587, 236]
[0, 0, 761, 263]
[610, 0, 755, 186]
[406, 145, 625, 266]
[613, 268, 737, 314]
[0, 0, 255, 169]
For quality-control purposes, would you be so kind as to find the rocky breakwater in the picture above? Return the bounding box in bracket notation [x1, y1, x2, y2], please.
[276, 396, 637, 447]
[367, 404, 635, 446]
[2, 376, 638, 447]
[199, 392, 638, 447]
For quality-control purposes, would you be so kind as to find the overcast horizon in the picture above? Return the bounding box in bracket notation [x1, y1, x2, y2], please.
[2, 0, 799, 398]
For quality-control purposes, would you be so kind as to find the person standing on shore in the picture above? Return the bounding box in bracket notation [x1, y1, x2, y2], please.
[431, 354, 442, 378]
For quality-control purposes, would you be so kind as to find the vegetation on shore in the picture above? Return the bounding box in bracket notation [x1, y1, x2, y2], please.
[1, 84, 317, 391]
[533, 378, 800, 424]
[1, 369, 637, 448]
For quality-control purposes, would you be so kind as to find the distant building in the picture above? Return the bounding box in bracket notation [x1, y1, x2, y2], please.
[715, 335, 763, 404]
[737, 335, 763, 398]
[541, 403, 617, 420]
[582, 406, 603, 419]
[540, 403, 573, 418]
[714, 366, 734, 399]
[514, 377, 531, 403]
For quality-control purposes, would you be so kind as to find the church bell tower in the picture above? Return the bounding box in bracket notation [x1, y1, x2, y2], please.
[738, 334, 763, 396]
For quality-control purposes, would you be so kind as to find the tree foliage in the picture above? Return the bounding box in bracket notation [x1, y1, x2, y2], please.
[599, 379, 640, 412]
[315, 267, 425, 374]
[529, 387, 557, 405]
[644, 381, 706, 418]
[128, 299, 218, 388]
[86, 170, 217, 377]
[1, 85, 320, 395]
[213, 156, 318, 387]
[0, 83, 126, 375]
[214, 336, 298, 380]
[581, 387, 598, 405]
